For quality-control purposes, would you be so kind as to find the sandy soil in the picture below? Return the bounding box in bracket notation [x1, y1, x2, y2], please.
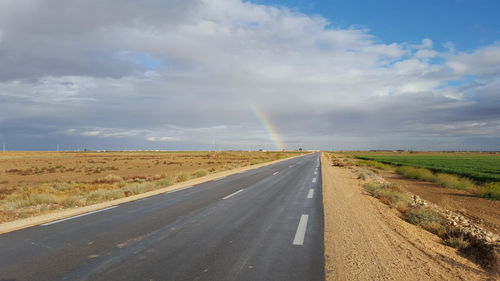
[380, 170, 500, 235]
[321, 153, 494, 281]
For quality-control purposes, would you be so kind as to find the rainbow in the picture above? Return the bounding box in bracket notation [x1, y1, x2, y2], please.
[251, 105, 285, 151]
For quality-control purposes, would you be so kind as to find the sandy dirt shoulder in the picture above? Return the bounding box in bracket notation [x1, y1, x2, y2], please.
[321, 153, 493, 281]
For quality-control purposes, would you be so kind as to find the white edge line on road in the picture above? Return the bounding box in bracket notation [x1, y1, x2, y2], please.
[293, 214, 309, 245]
[312, 177, 317, 183]
[307, 189, 314, 199]
[273, 171, 279, 175]
[222, 189, 244, 200]
[41, 206, 119, 226]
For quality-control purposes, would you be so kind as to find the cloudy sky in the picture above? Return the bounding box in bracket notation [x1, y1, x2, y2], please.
[0, 0, 499, 151]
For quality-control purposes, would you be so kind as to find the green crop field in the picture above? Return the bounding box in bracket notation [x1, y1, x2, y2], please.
[355, 155, 500, 182]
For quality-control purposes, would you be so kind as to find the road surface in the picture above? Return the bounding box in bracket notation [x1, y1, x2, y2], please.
[0, 153, 324, 281]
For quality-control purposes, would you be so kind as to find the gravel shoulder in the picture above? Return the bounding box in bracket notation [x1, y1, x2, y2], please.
[321, 153, 492, 281]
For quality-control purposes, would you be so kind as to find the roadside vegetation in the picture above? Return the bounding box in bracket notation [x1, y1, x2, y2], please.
[362, 182, 475, 253]
[353, 154, 500, 201]
[0, 151, 302, 223]
[328, 153, 499, 274]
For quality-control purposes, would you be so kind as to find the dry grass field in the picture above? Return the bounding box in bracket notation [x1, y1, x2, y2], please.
[0, 151, 301, 223]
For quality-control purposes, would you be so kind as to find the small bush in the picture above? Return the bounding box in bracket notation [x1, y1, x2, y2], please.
[86, 189, 124, 204]
[396, 166, 435, 181]
[123, 183, 151, 196]
[403, 207, 443, 227]
[6, 193, 58, 208]
[193, 169, 208, 178]
[396, 166, 475, 191]
[57, 195, 82, 207]
[94, 174, 123, 184]
[156, 178, 174, 187]
[176, 173, 190, 182]
[477, 182, 500, 200]
[446, 235, 470, 250]
[357, 160, 392, 170]
[434, 173, 474, 190]
[363, 183, 409, 207]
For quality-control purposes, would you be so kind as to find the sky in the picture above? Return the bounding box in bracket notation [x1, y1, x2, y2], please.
[0, 0, 499, 151]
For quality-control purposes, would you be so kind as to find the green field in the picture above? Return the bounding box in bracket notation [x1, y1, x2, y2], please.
[355, 155, 500, 182]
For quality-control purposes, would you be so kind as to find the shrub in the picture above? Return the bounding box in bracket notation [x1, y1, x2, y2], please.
[57, 195, 82, 207]
[434, 173, 474, 190]
[156, 178, 174, 187]
[363, 183, 409, 207]
[446, 235, 470, 250]
[123, 183, 151, 196]
[477, 182, 500, 200]
[176, 173, 190, 182]
[94, 174, 124, 184]
[396, 166, 435, 181]
[403, 207, 443, 228]
[6, 193, 58, 208]
[193, 169, 208, 178]
[86, 189, 124, 204]
[396, 166, 475, 191]
[357, 160, 392, 170]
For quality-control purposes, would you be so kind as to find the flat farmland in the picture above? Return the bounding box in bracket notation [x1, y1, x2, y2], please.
[356, 153, 500, 182]
[0, 151, 301, 222]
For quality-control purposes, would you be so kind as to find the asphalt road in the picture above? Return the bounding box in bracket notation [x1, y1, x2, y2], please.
[0, 153, 324, 281]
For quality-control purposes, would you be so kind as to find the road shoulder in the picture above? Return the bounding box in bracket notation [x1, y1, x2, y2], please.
[321, 153, 490, 281]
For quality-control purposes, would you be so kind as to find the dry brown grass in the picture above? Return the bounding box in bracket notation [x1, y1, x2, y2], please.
[0, 151, 303, 222]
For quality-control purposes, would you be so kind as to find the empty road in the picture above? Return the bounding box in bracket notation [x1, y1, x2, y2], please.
[0, 153, 324, 281]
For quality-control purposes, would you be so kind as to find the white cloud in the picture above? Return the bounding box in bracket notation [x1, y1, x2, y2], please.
[0, 0, 499, 150]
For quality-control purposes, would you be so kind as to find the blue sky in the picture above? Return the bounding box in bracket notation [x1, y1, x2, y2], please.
[255, 0, 500, 51]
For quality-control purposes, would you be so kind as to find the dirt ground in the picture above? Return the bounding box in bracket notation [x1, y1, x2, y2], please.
[380, 170, 500, 235]
[0, 151, 294, 196]
[321, 153, 494, 281]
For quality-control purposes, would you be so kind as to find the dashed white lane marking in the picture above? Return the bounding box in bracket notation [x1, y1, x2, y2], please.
[312, 177, 317, 183]
[222, 189, 244, 200]
[307, 189, 314, 199]
[41, 206, 119, 226]
[293, 214, 309, 245]
[314, 171, 318, 175]
[273, 171, 279, 175]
